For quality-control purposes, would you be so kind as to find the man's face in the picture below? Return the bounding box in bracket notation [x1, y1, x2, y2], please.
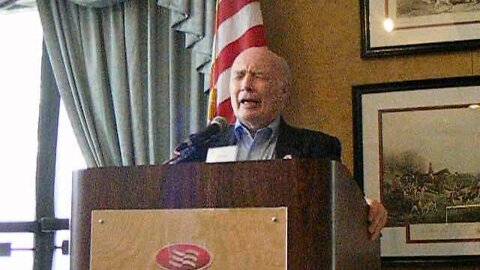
[229, 48, 288, 132]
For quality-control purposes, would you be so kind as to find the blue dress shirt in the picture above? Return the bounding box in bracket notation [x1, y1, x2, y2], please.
[234, 117, 281, 161]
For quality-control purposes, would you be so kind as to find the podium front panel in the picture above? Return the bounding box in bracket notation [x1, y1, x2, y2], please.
[90, 208, 287, 270]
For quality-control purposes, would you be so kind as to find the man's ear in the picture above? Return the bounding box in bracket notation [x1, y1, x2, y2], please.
[281, 85, 289, 97]
[281, 78, 290, 94]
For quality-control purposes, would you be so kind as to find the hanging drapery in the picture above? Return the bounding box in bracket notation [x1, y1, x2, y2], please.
[156, 0, 216, 147]
[37, 0, 214, 167]
[157, 0, 215, 78]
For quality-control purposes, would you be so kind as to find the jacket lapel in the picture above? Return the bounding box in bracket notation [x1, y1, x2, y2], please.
[275, 118, 303, 159]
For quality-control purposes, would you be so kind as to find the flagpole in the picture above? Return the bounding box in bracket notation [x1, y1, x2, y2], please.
[207, 0, 221, 123]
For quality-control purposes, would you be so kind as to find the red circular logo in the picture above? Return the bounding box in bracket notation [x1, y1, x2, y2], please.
[155, 243, 212, 270]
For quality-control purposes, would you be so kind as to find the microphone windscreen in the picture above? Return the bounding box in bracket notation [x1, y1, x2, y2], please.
[210, 116, 228, 132]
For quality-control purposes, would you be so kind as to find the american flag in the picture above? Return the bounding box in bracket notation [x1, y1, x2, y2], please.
[208, 0, 267, 123]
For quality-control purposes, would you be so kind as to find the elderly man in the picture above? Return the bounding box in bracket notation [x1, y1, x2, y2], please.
[181, 46, 387, 239]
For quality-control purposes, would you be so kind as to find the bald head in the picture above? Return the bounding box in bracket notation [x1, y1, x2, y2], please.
[229, 47, 291, 133]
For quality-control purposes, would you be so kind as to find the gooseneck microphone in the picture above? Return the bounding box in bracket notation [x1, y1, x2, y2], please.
[174, 116, 228, 153]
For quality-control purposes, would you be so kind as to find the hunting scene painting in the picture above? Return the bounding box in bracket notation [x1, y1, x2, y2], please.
[397, 0, 480, 17]
[380, 106, 480, 227]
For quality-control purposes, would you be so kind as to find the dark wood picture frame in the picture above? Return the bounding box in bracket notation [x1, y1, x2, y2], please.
[352, 76, 480, 265]
[360, 0, 480, 58]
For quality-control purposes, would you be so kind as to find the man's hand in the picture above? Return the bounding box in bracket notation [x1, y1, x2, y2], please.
[365, 197, 387, 240]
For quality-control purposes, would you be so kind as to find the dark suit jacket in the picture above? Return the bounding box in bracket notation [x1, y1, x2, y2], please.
[178, 118, 342, 163]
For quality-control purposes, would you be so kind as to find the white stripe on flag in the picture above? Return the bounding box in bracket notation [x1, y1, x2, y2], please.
[216, 67, 231, 103]
[214, 1, 263, 54]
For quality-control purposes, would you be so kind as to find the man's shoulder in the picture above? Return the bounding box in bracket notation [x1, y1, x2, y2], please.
[280, 121, 339, 142]
[278, 120, 342, 161]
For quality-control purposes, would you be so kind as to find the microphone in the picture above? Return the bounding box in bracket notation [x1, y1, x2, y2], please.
[175, 116, 228, 153]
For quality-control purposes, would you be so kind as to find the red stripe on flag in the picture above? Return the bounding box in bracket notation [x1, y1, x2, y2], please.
[212, 25, 266, 84]
[216, 98, 236, 123]
[217, 0, 258, 26]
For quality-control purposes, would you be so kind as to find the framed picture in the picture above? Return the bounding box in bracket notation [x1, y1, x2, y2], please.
[360, 0, 480, 58]
[352, 76, 480, 264]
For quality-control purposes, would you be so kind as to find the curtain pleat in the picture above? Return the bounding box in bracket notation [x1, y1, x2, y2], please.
[148, 4, 172, 164]
[81, 8, 123, 166]
[103, 5, 132, 165]
[37, 0, 212, 167]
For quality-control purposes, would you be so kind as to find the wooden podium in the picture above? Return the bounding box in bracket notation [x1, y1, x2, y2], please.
[71, 159, 380, 269]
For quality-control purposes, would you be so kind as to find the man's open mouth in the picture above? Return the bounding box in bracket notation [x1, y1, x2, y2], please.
[240, 98, 260, 105]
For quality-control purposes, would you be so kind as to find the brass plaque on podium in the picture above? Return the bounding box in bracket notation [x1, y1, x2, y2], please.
[90, 208, 287, 269]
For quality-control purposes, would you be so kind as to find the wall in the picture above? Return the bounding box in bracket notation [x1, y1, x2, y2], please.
[261, 1, 479, 171]
[261, 1, 479, 270]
